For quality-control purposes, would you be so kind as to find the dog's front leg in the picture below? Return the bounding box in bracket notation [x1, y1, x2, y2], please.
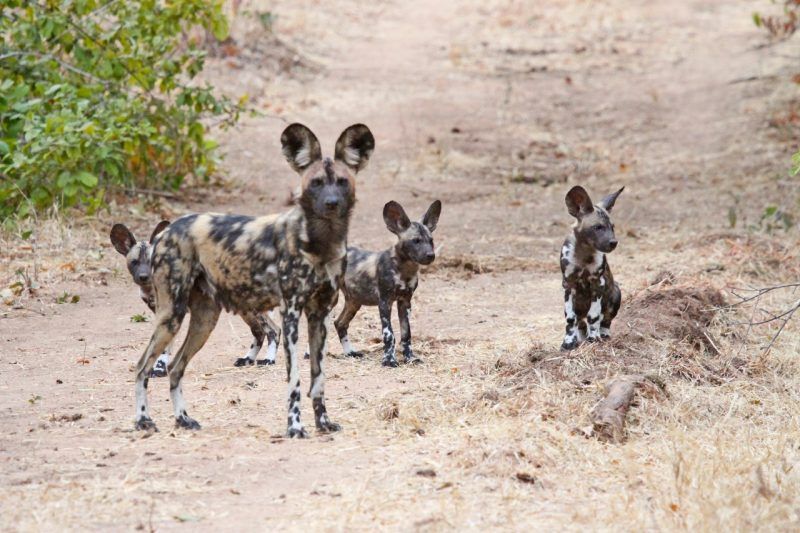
[379, 298, 398, 367]
[397, 298, 419, 364]
[586, 295, 603, 342]
[561, 289, 580, 351]
[307, 308, 340, 433]
[282, 297, 307, 438]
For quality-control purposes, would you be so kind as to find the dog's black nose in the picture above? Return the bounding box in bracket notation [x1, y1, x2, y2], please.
[325, 198, 339, 210]
[425, 252, 435, 262]
[137, 273, 150, 284]
[608, 240, 618, 251]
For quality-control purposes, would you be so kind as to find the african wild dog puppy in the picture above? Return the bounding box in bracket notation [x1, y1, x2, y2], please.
[335, 200, 441, 367]
[110, 221, 172, 377]
[134, 123, 374, 438]
[560, 185, 624, 351]
[110, 222, 282, 373]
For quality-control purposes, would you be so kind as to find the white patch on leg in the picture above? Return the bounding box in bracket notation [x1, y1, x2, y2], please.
[135, 376, 149, 420]
[243, 338, 262, 362]
[600, 326, 611, 338]
[155, 350, 169, 368]
[263, 339, 278, 363]
[587, 297, 602, 340]
[341, 335, 355, 355]
[309, 357, 325, 399]
[171, 380, 187, 419]
[563, 293, 578, 345]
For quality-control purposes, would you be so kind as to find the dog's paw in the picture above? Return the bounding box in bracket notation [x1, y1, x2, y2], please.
[316, 420, 342, 433]
[404, 356, 423, 365]
[345, 351, 364, 358]
[234, 357, 255, 367]
[175, 415, 201, 430]
[560, 339, 578, 351]
[135, 416, 158, 432]
[382, 357, 399, 368]
[287, 426, 309, 439]
[256, 358, 276, 366]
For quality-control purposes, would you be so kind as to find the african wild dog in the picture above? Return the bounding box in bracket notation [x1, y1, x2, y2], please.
[560, 185, 624, 351]
[110, 222, 282, 374]
[134, 123, 374, 438]
[110, 221, 172, 377]
[335, 200, 441, 367]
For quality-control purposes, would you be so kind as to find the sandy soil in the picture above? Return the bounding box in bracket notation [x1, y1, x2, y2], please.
[2, 0, 800, 530]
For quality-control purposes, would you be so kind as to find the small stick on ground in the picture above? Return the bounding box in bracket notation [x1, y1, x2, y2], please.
[590, 374, 664, 443]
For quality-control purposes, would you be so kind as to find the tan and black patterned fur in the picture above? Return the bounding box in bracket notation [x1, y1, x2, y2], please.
[111, 221, 283, 374]
[335, 200, 441, 367]
[132, 123, 375, 438]
[559, 186, 623, 351]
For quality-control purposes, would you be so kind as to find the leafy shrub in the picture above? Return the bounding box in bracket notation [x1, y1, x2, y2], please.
[0, 0, 244, 219]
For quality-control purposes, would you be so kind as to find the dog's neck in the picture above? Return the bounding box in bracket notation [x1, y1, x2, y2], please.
[390, 244, 420, 279]
[299, 205, 352, 264]
[572, 234, 604, 268]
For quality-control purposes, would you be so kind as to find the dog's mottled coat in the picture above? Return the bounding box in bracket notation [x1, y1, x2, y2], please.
[133, 123, 374, 437]
[335, 200, 441, 367]
[559, 186, 623, 350]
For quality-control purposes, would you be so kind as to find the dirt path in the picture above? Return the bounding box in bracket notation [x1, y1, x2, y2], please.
[2, 1, 799, 530]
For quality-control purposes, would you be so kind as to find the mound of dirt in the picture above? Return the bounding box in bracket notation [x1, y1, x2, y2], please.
[510, 274, 748, 385]
[612, 278, 726, 354]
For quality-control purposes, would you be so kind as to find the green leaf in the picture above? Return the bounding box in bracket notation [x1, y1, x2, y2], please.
[211, 16, 229, 41]
[76, 171, 98, 188]
[56, 171, 72, 188]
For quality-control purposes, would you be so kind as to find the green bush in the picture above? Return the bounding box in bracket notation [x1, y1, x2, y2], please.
[0, 0, 244, 219]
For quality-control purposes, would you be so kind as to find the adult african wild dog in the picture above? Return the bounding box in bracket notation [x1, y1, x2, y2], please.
[110, 222, 282, 374]
[110, 221, 172, 377]
[335, 200, 441, 367]
[134, 123, 374, 438]
[560, 185, 624, 351]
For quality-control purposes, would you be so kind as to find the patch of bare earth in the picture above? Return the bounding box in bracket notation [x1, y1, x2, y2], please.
[3, 0, 800, 530]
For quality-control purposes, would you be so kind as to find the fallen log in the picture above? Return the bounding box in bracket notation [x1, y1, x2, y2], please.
[590, 374, 665, 443]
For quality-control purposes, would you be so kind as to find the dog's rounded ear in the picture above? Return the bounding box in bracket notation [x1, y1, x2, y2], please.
[110, 224, 136, 255]
[335, 124, 375, 173]
[383, 201, 411, 235]
[150, 220, 170, 243]
[565, 186, 594, 219]
[281, 123, 322, 173]
[599, 186, 625, 213]
[422, 200, 442, 232]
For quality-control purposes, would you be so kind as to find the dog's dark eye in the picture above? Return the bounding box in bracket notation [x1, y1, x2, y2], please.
[336, 178, 349, 187]
[593, 225, 603, 232]
[310, 178, 323, 188]
[131, 259, 139, 266]
[413, 238, 422, 244]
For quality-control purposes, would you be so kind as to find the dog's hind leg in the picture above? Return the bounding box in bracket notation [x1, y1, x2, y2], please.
[334, 298, 362, 358]
[257, 312, 281, 366]
[168, 289, 220, 430]
[135, 305, 185, 431]
[601, 281, 621, 339]
[151, 345, 171, 378]
[234, 312, 266, 367]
